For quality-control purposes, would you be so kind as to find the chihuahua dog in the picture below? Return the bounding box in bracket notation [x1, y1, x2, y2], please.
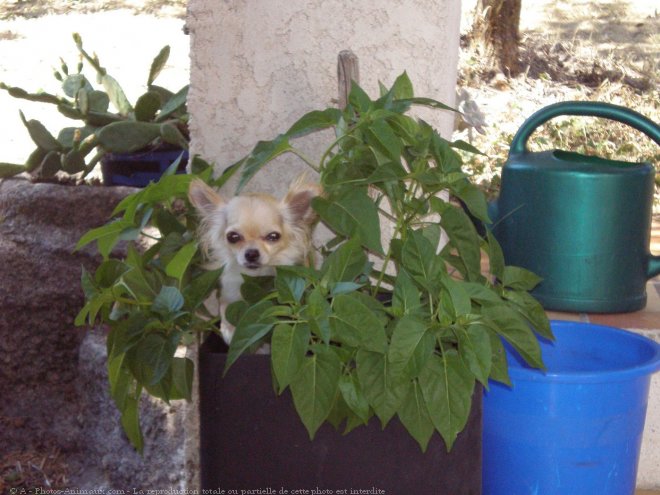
[188, 177, 322, 345]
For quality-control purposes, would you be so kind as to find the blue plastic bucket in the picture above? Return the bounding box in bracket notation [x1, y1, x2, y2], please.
[483, 320, 660, 495]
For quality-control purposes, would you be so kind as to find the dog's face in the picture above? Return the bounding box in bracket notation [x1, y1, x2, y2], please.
[189, 178, 321, 273]
[220, 194, 297, 271]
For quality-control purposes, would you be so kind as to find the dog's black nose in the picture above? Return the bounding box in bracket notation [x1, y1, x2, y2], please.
[244, 249, 260, 263]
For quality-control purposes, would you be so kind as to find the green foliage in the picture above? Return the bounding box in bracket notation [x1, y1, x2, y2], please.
[221, 72, 552, 451]
[0, 33, 189, 181]
[77, 73, 551, 454]
[75, 157, 221, 453]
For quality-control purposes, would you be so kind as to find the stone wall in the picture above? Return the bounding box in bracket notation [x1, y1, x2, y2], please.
[0, 179, 188, 490]
[0, 179, 130, 457]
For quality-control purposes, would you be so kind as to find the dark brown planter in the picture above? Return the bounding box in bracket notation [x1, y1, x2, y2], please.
[199, 333, 482, 494]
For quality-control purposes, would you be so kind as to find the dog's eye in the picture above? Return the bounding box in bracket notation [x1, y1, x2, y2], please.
[226, 231, 242, 244]
[265, 232, 281, 243]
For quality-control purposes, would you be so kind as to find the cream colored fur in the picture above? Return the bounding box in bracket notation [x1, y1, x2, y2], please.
[188, 178, 321, 344]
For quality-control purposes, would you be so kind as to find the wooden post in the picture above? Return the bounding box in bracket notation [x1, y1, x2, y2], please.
[337, 50, 359, 109]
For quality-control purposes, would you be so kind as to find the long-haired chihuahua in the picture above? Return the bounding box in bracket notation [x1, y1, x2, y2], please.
[188, 177, 322, 344]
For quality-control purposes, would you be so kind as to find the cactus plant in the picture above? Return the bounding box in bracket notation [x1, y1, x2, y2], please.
[0, 33, 189, 182]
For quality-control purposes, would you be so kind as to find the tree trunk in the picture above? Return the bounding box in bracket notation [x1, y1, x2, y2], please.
[474, 0, 522, 76]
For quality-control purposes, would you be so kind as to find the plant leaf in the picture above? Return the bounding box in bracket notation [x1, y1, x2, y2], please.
[398, 96, 457, 113]
[388, 316, 432, 380]
[20, 111, 62, 152]
[320, 237, 368, 285]
[390, 71, 414, 99]
[126, 332, 179, 386]
[236, 134, 293, 193]
[225, 323, 274, 374]
[101, 73, 132, 115]
[463, 282, 502, 304]
[120, 392, 144, 454]
[182, 268, 222, 310]
[348, 80, 372, 113]
[275, 267, 308, 305]
[450, 139, 485, 156]
[485, 230, 505, 280]
[397, 380, 435, 452]
[75, 219, 134, 258]
[148, 45, 170, 86]
[456, 324, 492, 387]
[330, 293, 387, 353]
[107, 353, 132, 410]
[0, 163, 25, 178]
[97, 121, 161, 153]
[165, 241, 198, 283]
[400, 229, 442, 291]
[303, 287, 332, 344]
[171, 356, 194, 401]
[62, 73, 93, 98]
[482, 305, 545, 370]
[313, 188, 383, 254]
[62, 150, 85, 174]
[488, 332, 511, 386]
[88, 90, 110, 113]
[119, 264, 159, 302]
[391, 269, 424, 318]
[160, 123, 189, 150]
[442, 277, 473, 316]
[364, 119, 402, 162]
[152, 286, 184, 317]
[356, 349, 407, 427]
[135, 91, 162, 122]
[157, 85, 188, 121]
[271, 323, 311, 393]
[502, 266, 543, 291]
[38, 150, 62, 178]
[503, 290, 553, 341]
[418, 351, 475, 451]
[286, 108, 341, 139]
[438, 203, 483, 281]
[290, 345, 341, 438]
[451, 179, 490, 223]
[338, 372, 370, 424]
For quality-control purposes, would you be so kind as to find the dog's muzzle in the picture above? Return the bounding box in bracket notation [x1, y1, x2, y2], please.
[243, 248, 261, 269]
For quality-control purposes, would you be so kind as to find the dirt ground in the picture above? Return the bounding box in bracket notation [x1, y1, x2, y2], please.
[0, 0, 658, 491]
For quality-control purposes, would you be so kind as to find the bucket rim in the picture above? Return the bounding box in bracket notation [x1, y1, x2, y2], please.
[507, 320, 660, 383]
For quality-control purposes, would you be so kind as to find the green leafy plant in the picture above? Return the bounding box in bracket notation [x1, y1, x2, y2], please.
[76, 73, 551, 453]
[75, 155, 220, 452]
[0, 33, 188, 181]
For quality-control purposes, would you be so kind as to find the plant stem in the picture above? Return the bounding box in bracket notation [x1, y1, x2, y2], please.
[318, 132, 357, 171]
[290, 149, 320, 173]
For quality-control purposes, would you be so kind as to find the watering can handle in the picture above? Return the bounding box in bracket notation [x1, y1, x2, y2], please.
[509, 101, 660, 279]
[509, 101, 660, 156]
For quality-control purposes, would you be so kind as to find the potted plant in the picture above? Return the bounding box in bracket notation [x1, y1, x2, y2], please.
[0, 33, 189, 186]
[76, 73, 551, 492]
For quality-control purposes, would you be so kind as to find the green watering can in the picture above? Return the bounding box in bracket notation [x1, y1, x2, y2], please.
[488, 101, 660, 313]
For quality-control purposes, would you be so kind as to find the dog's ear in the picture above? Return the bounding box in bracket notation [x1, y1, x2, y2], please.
[283, 177, 323, 225]
[188, 179, 224, 216]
